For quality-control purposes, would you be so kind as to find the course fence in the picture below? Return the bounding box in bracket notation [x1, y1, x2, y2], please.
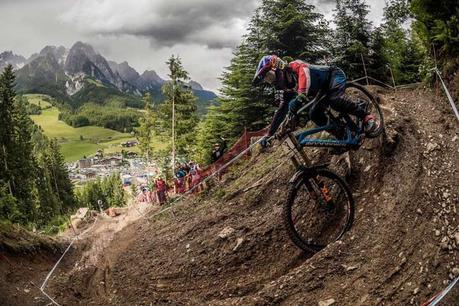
[421, 277, 458, 306]
[432, 68, 459, 122]
[37, 210, 101, 306]
[200, 127, 268, 178]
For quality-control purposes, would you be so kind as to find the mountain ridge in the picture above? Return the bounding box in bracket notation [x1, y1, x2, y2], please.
[3, 42, 211, 93]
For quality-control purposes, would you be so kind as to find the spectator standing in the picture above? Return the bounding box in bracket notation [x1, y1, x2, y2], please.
[155, 177, 168, 205]
[211, 137, 227, 163]
[189, 161, 204, 193]
[211, 138, 227, 181]
[175, 166, 187, 194]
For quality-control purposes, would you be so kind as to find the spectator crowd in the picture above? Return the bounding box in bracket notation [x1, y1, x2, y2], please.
[135, 138, 228, 205]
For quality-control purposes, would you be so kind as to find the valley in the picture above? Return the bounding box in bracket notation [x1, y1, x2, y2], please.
[27, 94, 168, 161]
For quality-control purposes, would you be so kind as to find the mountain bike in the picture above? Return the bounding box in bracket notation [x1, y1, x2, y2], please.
[270, 82, 384, 252]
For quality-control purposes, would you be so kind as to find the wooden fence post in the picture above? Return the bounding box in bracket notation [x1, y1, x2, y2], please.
[361, 53, 369, 86]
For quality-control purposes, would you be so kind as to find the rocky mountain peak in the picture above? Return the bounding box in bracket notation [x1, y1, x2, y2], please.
[140, 70, 164, 84]
[188, 80, 203, 91]
[39, 45, 68, 65]
[70, 41, 97, 58]
[0, 51, 26, 70]
[109, 60, 140, 85]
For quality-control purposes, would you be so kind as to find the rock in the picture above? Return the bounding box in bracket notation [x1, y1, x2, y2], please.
[318, 298, 336, 306]
[416, 209, 422, 215]
[346, 265, 358, 271]
[233, 238, 244, 251]
[426, 142, 438, 153]
[454, 232, 459, 245]
[452, 135, 458, 142]
[440, 237, 449, 250]
[218, 227, 235, 239]
[453, 268, 459, 277]
[364, 165, 372, 172]
[435, 230, 441, 237]
[24, 289, 30, 293]
[384, 129, 399, 155]
[413, 288, 420, 295]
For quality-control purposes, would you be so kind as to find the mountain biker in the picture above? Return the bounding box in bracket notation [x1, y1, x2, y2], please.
[252, 55, 378, 146]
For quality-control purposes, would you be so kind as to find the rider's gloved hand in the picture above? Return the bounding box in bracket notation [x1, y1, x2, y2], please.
[297, 93, 307, 103]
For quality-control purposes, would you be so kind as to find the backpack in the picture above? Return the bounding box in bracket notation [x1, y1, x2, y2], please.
[176, 170, 186, 178]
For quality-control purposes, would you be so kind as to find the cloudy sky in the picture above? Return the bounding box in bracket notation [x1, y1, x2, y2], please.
[0, 0, 385, 91]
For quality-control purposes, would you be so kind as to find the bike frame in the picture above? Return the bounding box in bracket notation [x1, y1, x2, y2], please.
[282, 93, 365, 168]
[295, 120, 362, 148]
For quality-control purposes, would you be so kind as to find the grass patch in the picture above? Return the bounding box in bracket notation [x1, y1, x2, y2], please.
[0, 220, 61, 254]
[86, 78, 106, 88]
[25, 94, 52, 108]
[28, 95, 165, 161]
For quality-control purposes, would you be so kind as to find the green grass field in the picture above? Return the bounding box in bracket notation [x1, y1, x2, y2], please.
[27, 94, 52, 108]
[26, 94, 166, 162]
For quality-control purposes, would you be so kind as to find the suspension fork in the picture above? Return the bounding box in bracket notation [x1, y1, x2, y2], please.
[285, 132, 311, 168]
[284, 133, 327, 203]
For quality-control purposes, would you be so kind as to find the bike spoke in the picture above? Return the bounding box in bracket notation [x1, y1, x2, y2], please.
[290, 174, 351, 248]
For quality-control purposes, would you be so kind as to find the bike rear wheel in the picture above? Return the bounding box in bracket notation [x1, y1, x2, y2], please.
[345, 82, 385, 138]
[283, 168, 354, 252]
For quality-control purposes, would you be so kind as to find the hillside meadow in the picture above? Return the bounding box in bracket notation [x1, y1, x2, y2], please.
[26, 94, 166, 161]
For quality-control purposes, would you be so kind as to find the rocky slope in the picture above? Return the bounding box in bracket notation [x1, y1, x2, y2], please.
[2, 86, 457, 305]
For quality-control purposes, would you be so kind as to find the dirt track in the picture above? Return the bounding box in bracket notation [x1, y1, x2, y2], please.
[2, 87, 458, 305]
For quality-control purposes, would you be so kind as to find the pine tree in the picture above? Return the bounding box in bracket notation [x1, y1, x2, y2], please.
[411, 0, 459, 60]
[398, 30, 426, 83]
[0, 66, 78, 227]
[136, 93, 157, 160]
[195, 0, 331, 162]
[380, 0, 411, 84]
[0, 65, 16, 199]
[11, 95, 37, 222]
[0, 66, 36, 223]
[0, 182, 18, 221]
[193, 105, 230, 164]
[30, 126, 60, 226]
[48, 139, 77, 212]
[333, 0, 372, 79]
[157, 55, 198, 158]
[261, 0, 331, 61]
[368, 27, 390, 82]
[101, 173, 125, 207]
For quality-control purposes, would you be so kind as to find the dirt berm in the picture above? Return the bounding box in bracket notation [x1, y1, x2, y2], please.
[3, 86, 459, 305]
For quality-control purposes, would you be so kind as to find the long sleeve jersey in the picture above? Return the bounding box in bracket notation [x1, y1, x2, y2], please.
[288, 60, 333, 96]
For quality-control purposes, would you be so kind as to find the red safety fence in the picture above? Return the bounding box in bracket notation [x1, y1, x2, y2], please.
[200, 127, 268, 178]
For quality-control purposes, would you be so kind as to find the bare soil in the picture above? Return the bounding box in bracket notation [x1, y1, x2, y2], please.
[2, 87, 458, 305]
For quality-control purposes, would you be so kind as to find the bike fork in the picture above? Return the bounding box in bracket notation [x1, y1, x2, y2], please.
[285, 132, 311, 167]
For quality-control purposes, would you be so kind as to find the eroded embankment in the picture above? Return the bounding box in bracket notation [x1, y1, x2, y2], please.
[9, 86, 458, 306]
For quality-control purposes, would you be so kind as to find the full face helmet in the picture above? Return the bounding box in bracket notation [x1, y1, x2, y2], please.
[252, 55, 287, 87]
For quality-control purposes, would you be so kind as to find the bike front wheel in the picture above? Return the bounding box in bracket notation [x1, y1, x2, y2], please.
[283, 168, 354, 252]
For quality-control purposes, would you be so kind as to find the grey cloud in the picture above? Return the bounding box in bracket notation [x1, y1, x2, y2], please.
[62, 0, 258, 49]
[0, 0, 385, 91]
